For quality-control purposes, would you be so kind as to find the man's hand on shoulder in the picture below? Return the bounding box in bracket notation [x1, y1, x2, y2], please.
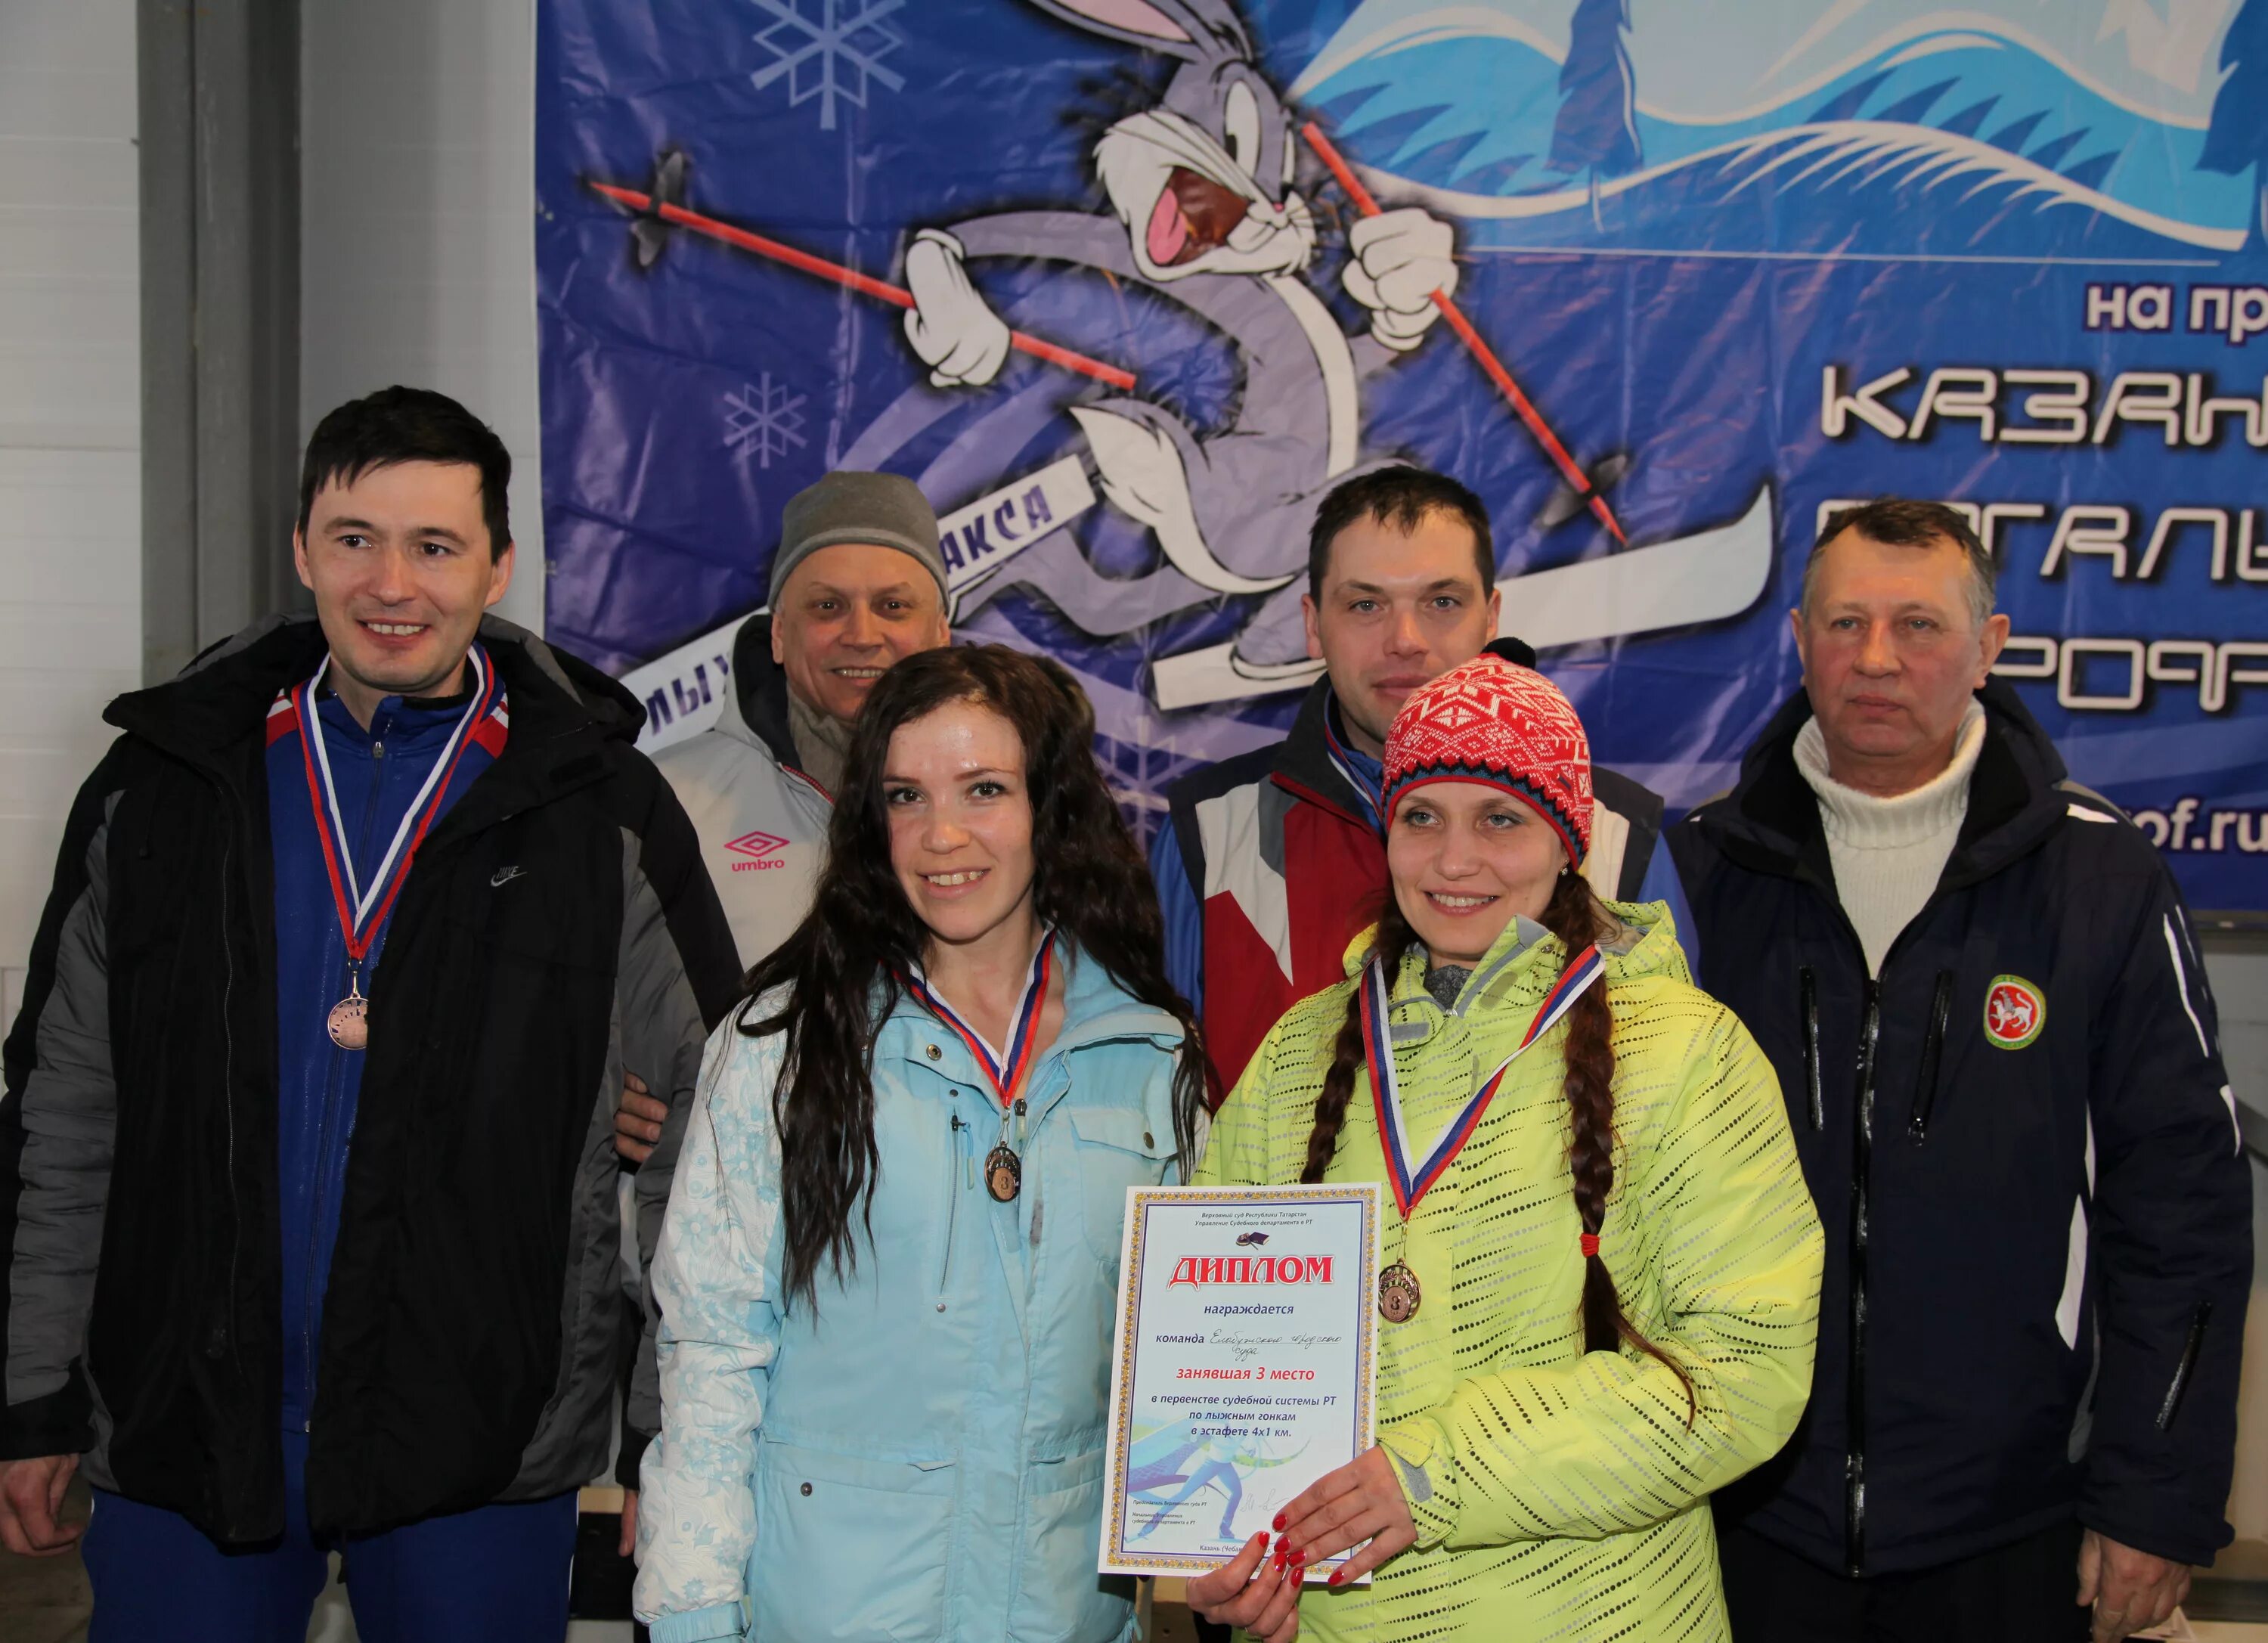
[615, 1071, 669, 1166]
[2078, 1528, 2189, 1643]
[0, 1454, 82, 1556]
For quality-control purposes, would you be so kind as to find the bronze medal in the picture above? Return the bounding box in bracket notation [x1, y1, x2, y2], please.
[905, 935, 1058, 1212]
[1377, 1260, 1421, 1323]
[327, 963, 370, 1051]
[327, 992, 368, 1051]
[984, 1142, 1022, 1203]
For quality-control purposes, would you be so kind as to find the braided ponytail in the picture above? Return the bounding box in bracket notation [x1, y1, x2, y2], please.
[1541, 870, 1696, 1423]
[1300, 898, 1420, 1183]
[1300, 871, 1698, 1423]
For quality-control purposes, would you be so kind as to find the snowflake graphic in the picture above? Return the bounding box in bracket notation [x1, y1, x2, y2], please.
[1100, 716, 1207, 849]
[750, 0, 906, 132]
[723, 374, 809, 469]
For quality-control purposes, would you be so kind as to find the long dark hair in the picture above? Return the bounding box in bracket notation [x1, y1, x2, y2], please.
[742, 645, 1212, 1309]
[1300, 869, 1696, 1419]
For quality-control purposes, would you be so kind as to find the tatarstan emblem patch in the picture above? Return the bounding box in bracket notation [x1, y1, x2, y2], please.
[1984, 975, 2046, 1049]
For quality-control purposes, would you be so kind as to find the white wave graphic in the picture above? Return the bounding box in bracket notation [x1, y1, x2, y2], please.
[1294, 5, 2217, 132]
[1290, 5, 1563, 98]
[1646, 11, 2213, 132]
[1353, 118, 2244, 251]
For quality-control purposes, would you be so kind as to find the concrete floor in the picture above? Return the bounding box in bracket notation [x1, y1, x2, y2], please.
[3, 1505, 2260, 1643]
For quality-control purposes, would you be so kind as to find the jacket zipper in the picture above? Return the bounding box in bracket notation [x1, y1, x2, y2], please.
[1803, 866, 1957, 1579]
[937, 1111, 965, 1311]
[1024, 1096, 1043, 1249]
[304, 727, 392, 1424]
[302, 1061, 336, 1428]
[1846, 978, 1880, 1576]
[1785, 845, 1990, 1580]
[1799, 967, 1823, 1131]
[2157, 1303, 2213, 1431]
[1904, 971, 1955, 1143]
[216, 828, 240, 1369]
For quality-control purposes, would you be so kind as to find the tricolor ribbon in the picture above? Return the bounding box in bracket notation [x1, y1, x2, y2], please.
[297, 646, 501, 963]
[1362, 942, 1605, 1219]
[1321, 699, 1385, 835]
[903, 930, 1058, 1110]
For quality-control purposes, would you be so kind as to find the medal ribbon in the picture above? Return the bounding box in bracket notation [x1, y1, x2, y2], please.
[1362, 942, 1604, 1220]
[1321, 698, 1384, 835]
[903, 929, 1058, 1110]
[297, 646, 500, 962]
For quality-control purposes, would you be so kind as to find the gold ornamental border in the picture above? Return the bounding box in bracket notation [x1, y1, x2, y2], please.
[1099, 1183, 1380, 1578]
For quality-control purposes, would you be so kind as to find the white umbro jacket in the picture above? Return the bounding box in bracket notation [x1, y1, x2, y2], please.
[651, 616, 832, 972]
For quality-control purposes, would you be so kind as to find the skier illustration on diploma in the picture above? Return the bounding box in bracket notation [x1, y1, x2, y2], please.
[900, 0, 1458, 682]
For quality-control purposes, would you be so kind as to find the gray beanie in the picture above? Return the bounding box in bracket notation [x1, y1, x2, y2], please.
[767, 471, 949, 605]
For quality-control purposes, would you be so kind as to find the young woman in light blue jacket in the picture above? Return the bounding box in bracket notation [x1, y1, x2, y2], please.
[634, 645, 1210, 1643]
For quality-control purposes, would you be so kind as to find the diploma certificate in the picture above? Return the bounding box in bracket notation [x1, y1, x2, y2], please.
[1099, 1184, 1379, 1579]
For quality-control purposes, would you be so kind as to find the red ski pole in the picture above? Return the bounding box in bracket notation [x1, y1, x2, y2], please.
[1300, 123, 1628, 545]
[589, 179, 1139, 392]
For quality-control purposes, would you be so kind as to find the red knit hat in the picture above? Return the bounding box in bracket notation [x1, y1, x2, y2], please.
[1381, 651, 1593, 866]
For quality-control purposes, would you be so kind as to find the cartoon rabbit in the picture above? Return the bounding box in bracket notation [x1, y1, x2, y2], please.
[903, 0, 1461, 672]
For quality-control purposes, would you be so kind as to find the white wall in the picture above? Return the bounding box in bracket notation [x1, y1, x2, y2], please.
[2214, 941, 2268, 1111]
[300, 0, 545, 636]
[0, 1, 141, 1015]
[2209, 936, 2268, 1564]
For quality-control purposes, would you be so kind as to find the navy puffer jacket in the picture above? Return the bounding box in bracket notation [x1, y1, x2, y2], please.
[1668, 678, 2250, 1576]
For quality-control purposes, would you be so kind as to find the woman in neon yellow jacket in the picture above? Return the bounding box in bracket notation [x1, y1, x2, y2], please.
[1186, 648, 1823, 1643]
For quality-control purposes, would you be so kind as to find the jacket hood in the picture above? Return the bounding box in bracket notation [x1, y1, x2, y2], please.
[715, 612, 803, 770]
[105, 612, 643, 758]
[1052, 940, 1188, 1052]
[1340, 894, 1690, 1013]
[884, 935, 1185, 1056]
[1690, 675, 2070, 895]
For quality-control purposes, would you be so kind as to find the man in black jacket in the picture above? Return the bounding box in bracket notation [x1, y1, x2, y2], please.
[1668, 500, 2250, 1642]
[0, 388, 738, 1641]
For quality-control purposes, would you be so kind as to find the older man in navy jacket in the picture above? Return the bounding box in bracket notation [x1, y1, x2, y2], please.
[1668, 500, 2250, 1643]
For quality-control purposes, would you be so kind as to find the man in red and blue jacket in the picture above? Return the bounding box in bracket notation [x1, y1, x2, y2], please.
[1151, 467, 1675, 1096]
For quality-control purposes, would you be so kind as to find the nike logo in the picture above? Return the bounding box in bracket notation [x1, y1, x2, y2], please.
[490, 865, 528, 888]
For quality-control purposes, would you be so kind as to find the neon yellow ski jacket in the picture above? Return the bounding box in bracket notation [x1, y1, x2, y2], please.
[1194, 902, 1823, 1641]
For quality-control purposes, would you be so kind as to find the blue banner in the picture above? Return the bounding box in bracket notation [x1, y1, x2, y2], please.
[538, 0, 2268, 910]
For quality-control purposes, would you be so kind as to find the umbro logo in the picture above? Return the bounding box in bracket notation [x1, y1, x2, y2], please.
[724, 829, 791, 873]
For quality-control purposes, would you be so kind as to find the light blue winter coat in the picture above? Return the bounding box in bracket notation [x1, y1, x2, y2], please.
[634, 944, 1187, 1643]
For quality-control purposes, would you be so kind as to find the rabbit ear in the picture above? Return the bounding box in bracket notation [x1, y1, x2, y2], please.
[1025, 0, 1253, 64]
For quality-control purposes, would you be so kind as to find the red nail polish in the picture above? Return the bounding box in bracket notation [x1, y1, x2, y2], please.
[1328, 1569, 1344, 1586]
[1272, 1510, 1287, 1531]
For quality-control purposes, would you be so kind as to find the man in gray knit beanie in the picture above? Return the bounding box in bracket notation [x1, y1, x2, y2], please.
[615, 471, 953, 1167]
[764, 470, 952, 781]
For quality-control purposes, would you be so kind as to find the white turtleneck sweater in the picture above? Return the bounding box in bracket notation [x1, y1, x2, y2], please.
[1792, 700, 1987, 976]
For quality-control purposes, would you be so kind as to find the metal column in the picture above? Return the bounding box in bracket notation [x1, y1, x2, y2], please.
[138, 0, 302, 684]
